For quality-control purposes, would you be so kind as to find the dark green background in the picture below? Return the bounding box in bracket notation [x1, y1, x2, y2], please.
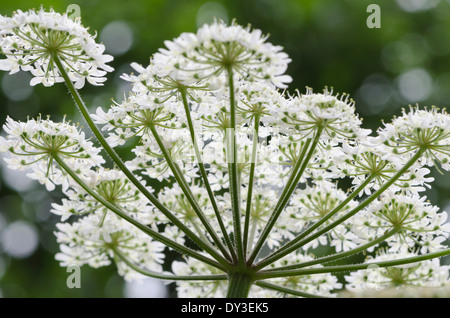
[1, 0, 450, 297]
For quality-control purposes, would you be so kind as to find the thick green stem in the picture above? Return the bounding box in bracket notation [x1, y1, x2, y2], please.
[53, 55, 229, 267]
[227, 67, 245, 266]
[226, 272, 254, 298]
[54, 155, 226, 271]
[180, 88, 237, 263]
[243, 115, 260, 257]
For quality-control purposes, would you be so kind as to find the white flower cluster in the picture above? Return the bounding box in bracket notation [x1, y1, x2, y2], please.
[376, 106, 450, 170]
[353, 193, 450, 253]
[345, 249, 450, 293]
[55, 212, 166, 282]
[0, 115, 104, 191]
[153, 20, 292, 88]
[0, 8, 113, 87]
[278, 88, 371, 141]
[0, 116, 166, 281]
[1, 13, 450, 297]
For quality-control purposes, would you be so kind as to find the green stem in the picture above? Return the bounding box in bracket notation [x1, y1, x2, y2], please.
[248, 127, 323, 265]
[114, 248, 227, 281]
[190, 218, 216, 250]
[180, 88, 237, 263]
[53, 55, 229, 268]
[285, 175, 375, 249]
[243, 115, 260, 257]
[150, 124, 232, 262]
[254, 150, 424, 271]
[255, 281, 326, 298]
[256, 247, 450, 279]
[54, 155, 225, 271]
[226, 272, 254, 298]
[264, 228, 399, 272]
[254, 176, 374, 271]
[227, 67, 245, 266]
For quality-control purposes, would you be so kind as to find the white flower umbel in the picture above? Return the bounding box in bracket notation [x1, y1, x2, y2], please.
[55, 212, 166, 282]
[51, 168, 157, 224]
[354, 192, 450, 253]
[0, 8, 113, 88]
[154, 20, 292, 88]
[278, 88, 370, 142]
[377, 106, 450, 170]
[1, 12, 450, 298]
[0, 115, 104, 191]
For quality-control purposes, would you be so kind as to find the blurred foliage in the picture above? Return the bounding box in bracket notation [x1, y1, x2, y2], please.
[1, 0, 450, 298]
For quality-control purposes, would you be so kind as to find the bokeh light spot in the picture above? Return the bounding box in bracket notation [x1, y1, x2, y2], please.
[397, 68, 433, 102]
[356, 74, 393, 115]
[381, 34, 429, 73]
[100, 21, 134, 56]
[396, 0, 440, 12]
[0, 153, 37, 192]
[124, 278, 168, 298]
[1, 72, 33, 101]
[1, 221, 39, 259]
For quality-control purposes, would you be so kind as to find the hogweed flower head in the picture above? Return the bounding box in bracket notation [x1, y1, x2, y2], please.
[0, 115, 104, 191]
[1, 12, 450, 298]
[154, 20, 292, 88]
[278, 88, 370, 142]
[0, 8, 113, 88]
[377, 106, 450, 170]
[54, 212, 166, 281]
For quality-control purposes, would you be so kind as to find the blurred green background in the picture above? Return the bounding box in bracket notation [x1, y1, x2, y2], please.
[1, 0, 450, 298]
